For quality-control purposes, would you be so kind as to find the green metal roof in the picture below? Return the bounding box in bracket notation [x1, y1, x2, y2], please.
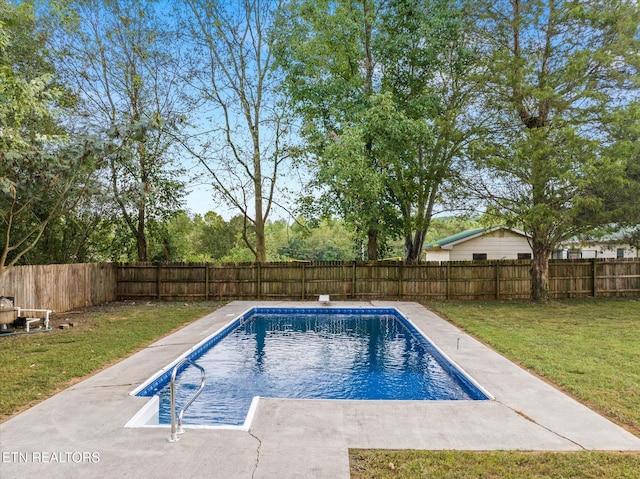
[423, 227, 494, 249]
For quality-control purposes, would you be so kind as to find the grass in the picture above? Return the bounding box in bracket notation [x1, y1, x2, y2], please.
[429, 297, 640, 435]
[0, 300, 222, 422]
[350, 297, 640, 478]
[350, 450, 640, 479]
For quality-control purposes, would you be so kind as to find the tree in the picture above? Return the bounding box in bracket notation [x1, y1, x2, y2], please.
[312, 121, 396, 261]
[1, 144, 100, 276]
[275, 217, 355, 261]
[55, 0, 187, 261]
[279, 0, 388, 260]
[195, 211, 240, 261]
[179, 0, 294, 263]
[277, 0, 481, 262]
[8, 179, 115, 264]
[467, 0, 640, 300]
[145, 210, 194, 262]
[0, 0, 100, 278]
[601, 102, 640, 230]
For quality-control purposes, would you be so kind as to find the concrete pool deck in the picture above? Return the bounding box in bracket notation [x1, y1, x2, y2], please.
[1, 301, 639, 478]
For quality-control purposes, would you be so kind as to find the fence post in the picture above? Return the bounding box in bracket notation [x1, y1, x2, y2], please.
[256, 263, 261, 299]
[592, 258, 597, 297]
[352, 261, 357, 299]
[205, 262, 210, 301]
[398, 262, 403, 299]
[156, 263, 162, 300]
[446, 262, 451, 300]
[301, 263, 306, 300]
[495, 261, 500, 300]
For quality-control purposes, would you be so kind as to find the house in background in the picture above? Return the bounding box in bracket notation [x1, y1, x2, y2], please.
[556, 229, 639, 259]
[423, 226, 532, 262]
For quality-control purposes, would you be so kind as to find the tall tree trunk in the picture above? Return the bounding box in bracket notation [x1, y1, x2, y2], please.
[136, 232, 147, 261]
[254, 216, 267, 263]
[361, 0, 380, 263]
[367, 229, 378, 261]
[163, 237, 171, 261]
[512, 1, 553, 300]
[253, 146, 267, 263]
[135, 204, 147, 261]
[405, 230, 427, 263]
[530, 239, 551, 301]
[136, 184, 147, 260]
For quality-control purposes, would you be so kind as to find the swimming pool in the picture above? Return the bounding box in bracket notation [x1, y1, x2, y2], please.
[129, 307, 490, 428]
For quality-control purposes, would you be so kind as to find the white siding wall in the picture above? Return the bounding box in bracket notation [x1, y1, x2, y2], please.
[424, 249, 451, 262]
[564, 244, 639, 259]
[449, 230, 532, 261]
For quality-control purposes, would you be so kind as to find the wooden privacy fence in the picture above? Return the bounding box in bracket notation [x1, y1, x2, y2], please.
[116, 258, 640, 302]
[0, 263, 117, 312]
[1, 260, 637, 312]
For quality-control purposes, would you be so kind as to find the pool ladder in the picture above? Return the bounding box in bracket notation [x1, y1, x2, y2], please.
[168, 358, 206, 443]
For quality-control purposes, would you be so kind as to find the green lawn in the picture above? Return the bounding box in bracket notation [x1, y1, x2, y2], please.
[430, 298, 640, 435]
[350, 450, 640, 479]
[0, 301, 222, 422]
[350, 297, 640, 478]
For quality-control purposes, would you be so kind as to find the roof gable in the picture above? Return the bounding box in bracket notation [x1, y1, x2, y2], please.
[423, 226, 529, 249]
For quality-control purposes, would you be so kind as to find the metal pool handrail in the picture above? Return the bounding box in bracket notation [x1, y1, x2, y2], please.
[168, 358, 206, 443]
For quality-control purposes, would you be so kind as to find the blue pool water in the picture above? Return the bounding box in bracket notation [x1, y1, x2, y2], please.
[137, 308, 488, 426]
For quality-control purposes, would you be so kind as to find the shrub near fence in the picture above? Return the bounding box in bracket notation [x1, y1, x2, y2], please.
[0, 263, 117, 312]
[116, 258, 640, 302]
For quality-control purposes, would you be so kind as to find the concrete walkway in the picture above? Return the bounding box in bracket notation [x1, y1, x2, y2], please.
[1, 301, 638, 478]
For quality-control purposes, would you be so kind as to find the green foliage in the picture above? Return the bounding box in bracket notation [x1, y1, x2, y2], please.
[0, 1, 104, 275]
[7, 181, 115, 264]
[466, 0, 640, 299]
[274, 217, 356, 261]
[113, 212, 357, 263]
[600, 102, 640, 228]
[0, 0, 66, 151]
[54, 0, 187, 261]
[104, 118, 186, 234]
[3, 0, 638, 275]
[1, 143, 100, 247]
[316, 117, 397, 252]
[277, 0, 481, 261]
[146, 211, 243, 263]
[197, 212, 242, 261]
